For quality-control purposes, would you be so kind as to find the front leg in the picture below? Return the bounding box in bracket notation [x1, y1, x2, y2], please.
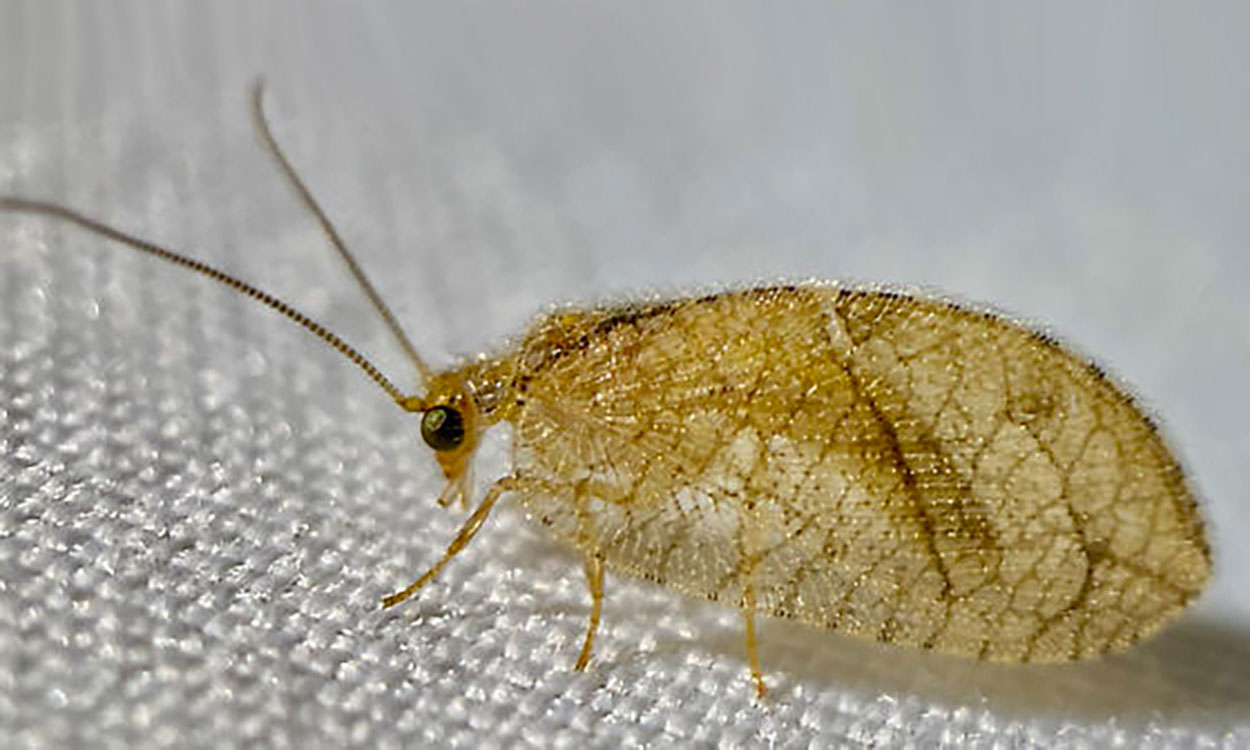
[382, 475, 521, 608]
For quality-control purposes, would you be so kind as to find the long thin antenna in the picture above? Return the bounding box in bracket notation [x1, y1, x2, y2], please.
[249, 80, 434, 386]
[0, 196, 423, 413]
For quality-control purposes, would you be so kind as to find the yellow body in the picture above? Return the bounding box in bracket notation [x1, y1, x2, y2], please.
[429, 285, 1210, 666]
[2, 86, 1211, 697]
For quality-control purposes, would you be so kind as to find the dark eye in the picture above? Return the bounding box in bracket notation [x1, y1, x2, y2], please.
[421, 406, 465, 452]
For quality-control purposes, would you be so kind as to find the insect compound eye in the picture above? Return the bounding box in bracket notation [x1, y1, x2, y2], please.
[420, 405, 466, 452]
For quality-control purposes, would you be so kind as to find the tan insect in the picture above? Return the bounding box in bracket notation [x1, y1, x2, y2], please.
[1, 85, 1212, 698]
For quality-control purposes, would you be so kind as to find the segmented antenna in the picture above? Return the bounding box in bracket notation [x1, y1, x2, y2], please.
[0, 196, 423, 413]
[250, 80, 434, 386]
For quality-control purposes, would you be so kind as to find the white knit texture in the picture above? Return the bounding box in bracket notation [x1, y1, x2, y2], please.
[3, 3, 1249, 748]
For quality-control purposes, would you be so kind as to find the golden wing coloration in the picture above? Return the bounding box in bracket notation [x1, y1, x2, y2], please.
[506, 286, 1210, 663]
[7, 87, 1212, 698]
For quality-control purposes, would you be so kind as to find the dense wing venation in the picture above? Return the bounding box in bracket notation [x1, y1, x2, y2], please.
[828, 290, 1209, 659]
[506, 286, 1210, 662]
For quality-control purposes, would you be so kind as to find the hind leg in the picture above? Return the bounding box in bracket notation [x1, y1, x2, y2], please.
[742, 585, 767, 697]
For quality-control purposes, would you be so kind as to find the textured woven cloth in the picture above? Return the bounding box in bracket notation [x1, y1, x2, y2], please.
[3, 3, 1249, 748]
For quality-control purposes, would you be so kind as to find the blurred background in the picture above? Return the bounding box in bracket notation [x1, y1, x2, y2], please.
[2, 2, 1248, 747]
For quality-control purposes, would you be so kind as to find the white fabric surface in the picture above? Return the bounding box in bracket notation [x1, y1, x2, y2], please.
[2, 2, 1249, 747]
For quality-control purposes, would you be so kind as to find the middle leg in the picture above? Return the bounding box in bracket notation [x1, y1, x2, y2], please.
[575, 551, 604, 671]
[571, 479, 607, 671]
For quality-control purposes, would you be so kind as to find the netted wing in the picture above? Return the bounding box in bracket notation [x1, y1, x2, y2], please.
[508, 287, 1209, 662]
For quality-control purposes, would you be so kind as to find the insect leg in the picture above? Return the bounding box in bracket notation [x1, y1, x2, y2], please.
[381, 475, 520, 608]
[574, 551, 604, 671]
[742, 585, 768, 698]
[570, 478, 606, 671]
